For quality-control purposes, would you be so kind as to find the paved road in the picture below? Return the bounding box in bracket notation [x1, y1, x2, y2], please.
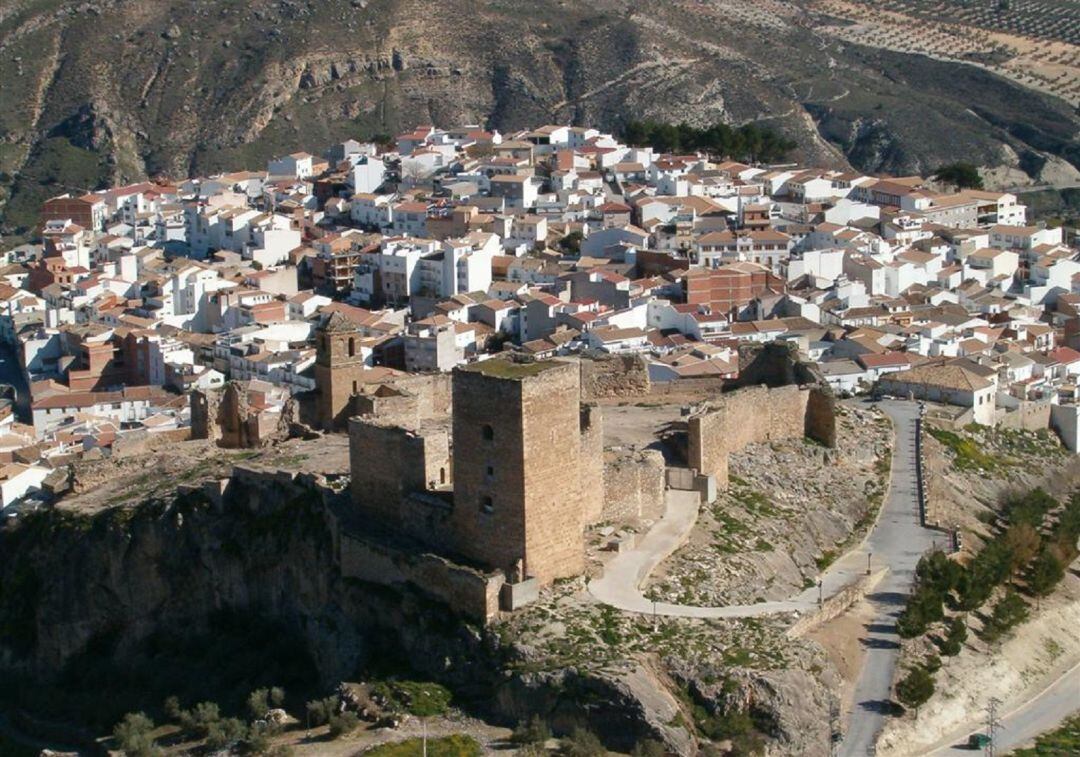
[588, 400, 938, 751]
[839, 401, 937, 757]
[925, 661, 1080, 755]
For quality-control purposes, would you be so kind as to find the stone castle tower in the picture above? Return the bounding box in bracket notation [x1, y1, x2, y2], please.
[450, 359, 586, 584]
[314, 311, 367, 430]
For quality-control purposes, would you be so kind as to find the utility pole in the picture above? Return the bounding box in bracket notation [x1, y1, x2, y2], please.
[423, 719, 428, 757]
[985, 697, 1002, 757]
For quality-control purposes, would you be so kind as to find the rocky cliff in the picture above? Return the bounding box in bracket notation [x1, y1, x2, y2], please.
[1, 0, 1077, 236]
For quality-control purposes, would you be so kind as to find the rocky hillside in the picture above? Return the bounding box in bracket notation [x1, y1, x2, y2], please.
[1, 0, 1078, 236]
[0, 443, 826, 753]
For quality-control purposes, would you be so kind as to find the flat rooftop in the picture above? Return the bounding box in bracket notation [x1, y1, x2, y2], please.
[460, 358, 563, 379]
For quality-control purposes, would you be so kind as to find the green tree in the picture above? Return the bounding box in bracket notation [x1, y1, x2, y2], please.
[934, 162, 984, 190]
[982, 590, 1029, 643]
[558, 230, 583, 255]
[178, 701, 221, 737]
[112, 712, 159, 757]
[939, 615, 968, 656]
[1027, 547, 1065, 598]
[895, 667, 935, 715]
[897, 584, 945, 638]
[205, 717, 247, 751]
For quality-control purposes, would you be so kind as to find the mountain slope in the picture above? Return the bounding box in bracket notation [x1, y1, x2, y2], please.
[0, 0, 1077, 235]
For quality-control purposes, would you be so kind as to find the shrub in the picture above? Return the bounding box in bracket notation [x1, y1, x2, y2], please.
[895, 667, 935, 714]
[631, 739, 667, 757]
[923, 654, 942, 674]
[248, 686, 286, 720]
[562, 728, 606, 757]
[112, 712, 159, 757]
[511, 715, 552, 745]
[178, 701, 221, 737]
[328, 711, 360, 739]
[162, 696, 182, 723]
[1004, 523, 1042, 576]
[306, 696, 338, 726]
[372, 680, 453, 717]
[205, 717, 247, 751]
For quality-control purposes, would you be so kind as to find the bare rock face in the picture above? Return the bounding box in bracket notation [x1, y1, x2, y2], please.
[674, 661, 840, 757]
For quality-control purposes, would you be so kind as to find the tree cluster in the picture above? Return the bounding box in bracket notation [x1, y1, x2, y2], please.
[622, 120, 798, 164]
[933, 162, 984, 190]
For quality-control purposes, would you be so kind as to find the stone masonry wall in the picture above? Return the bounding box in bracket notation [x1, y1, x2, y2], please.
[391, 373, 453, 420]
[451, 361, 585, 585]
[349, 419, 451, 526]
[580, 354, 651, 400]
[338, 533, 504, 622]
[579, 404, 606, 526]
[688, 385, 810, 486]
[601, 449, 666, 523]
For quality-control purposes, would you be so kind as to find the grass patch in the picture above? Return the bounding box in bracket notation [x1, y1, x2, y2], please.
[370, 681, 452, 717]
[815, 550, 837, 571]
[461, 359, 557, 379]
[361, 734, 483, 756]
[927, 427, 1001, 471]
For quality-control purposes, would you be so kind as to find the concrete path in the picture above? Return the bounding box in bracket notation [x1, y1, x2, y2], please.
[587, 399, 939, 753]
[925, 661, 1080, 755]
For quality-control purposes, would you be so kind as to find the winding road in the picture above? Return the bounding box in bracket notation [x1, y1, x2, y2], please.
[588, 400, 938, 753]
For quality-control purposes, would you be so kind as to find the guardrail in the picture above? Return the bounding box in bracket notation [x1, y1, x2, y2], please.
[915, 414, 927, 527]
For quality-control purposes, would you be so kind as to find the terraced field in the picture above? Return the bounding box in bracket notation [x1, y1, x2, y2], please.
[811, 0, 1080, 104]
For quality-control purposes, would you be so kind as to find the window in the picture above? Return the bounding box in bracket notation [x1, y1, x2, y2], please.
[481, 424, 494, 441]
[481, 495, 494, 514]
[348, 337, 356, 357]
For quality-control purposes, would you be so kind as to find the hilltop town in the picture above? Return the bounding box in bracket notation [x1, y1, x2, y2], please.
[0, 122, 1075, 504]
[2, 122, 1080, 756]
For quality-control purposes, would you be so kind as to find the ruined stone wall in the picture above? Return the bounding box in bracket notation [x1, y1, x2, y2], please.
[349, 419, 451, 526]
[733, 341, 824, 389]
[339, 534, 505, 623]
[998, 399, 1052, 432]
[580, 354, 651, 400]
[353, 387, 422, 430]
[190, 391, 217, 442]
[601, 449, 666, 523]
[688, 385, 811, 486]
[805, 387, 837, 448]
[579, 404, 605, 526]
[390, 373, 453, 420]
